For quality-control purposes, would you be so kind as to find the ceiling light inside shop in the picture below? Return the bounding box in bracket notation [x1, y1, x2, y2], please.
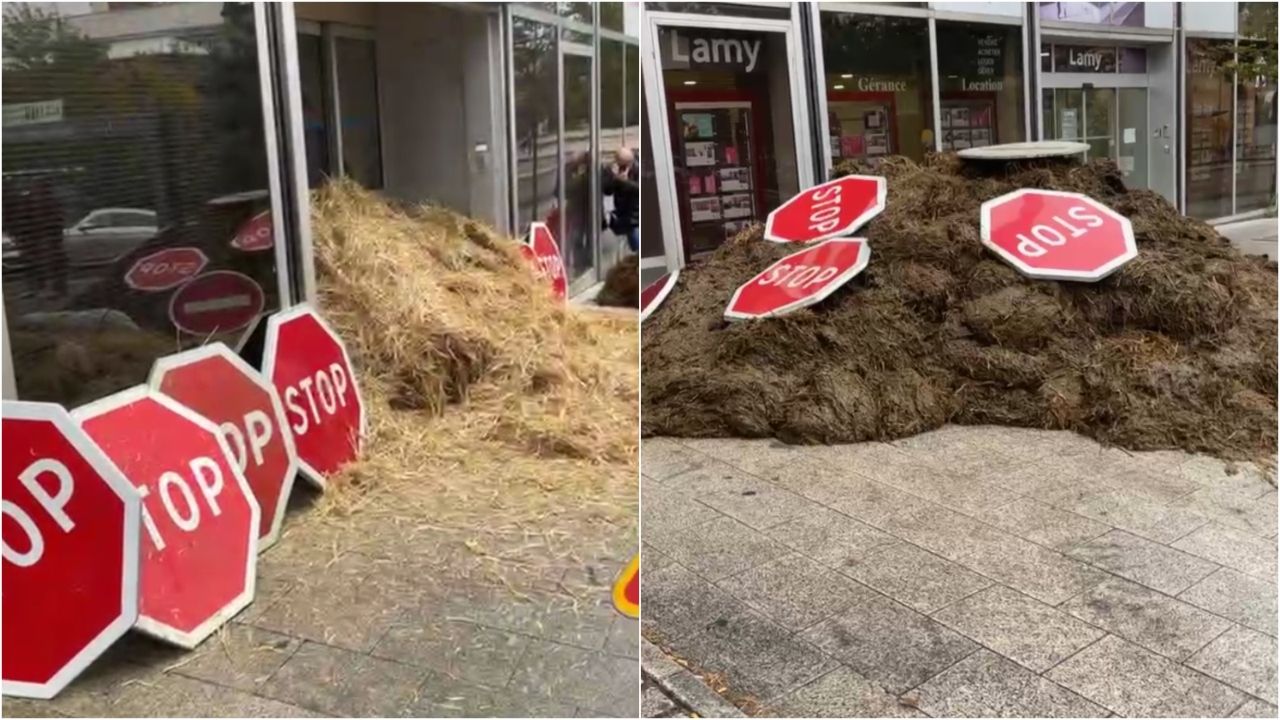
[840, 73, 852, 79]
[683, 80, 697, 85]
[833, 84, 845, 89]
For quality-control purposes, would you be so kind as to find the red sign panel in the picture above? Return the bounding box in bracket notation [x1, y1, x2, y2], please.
[75, 388, 258, 649]
[169, 271, 265, 336]
[765, 175, 886, 244]
[524, 222, 568, 300]
[980, 189, 1137, 282]
[2, 402, 141, 699]
[231, 210, 273, 252]
[125, 247, 208, 292]
[640, 270, 679, 323]
[262, 305, 365, 488]
[150, 344, 299, 551]
[725, 238, 871, 321]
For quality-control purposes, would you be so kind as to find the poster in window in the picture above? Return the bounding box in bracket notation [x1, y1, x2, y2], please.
[690, 196, 722, 222]
[830, 135, 842, 157]
[864, 109, 886, 130]
[952, 129, 973, 150]
[719, 167, 752, 192]
[970, 128, 991, 147]
[723, 145, 740, 165]
[704, 171, 718, 194]
[686, 141, 717, 167]
[721, 193, 754, 219]
[842, 135, 865, 157]
[952, 107, 971, 128]
[688, 174, 703, 195]
[971, 106, 992, 128]
[683, 113, 716, 139]
[866, 133, 890, 156]
[941, 110, 952, 129]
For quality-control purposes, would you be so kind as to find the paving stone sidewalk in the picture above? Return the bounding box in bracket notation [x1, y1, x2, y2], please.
[7, 498, 639, 719]
[642, 425, 1278, 718]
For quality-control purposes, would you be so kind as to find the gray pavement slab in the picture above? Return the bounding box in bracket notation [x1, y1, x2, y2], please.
[509, 637, 638, 713]
[978, 497, 1110, 550]
[371, 618, 531, 689]
[931, 585, 1105, 672]
[799, 582, 978, 695]
[721, 553, 862, 631]
[912, 649, 1108, 718]
[257, 641, 430, 717]
[656, 515, 789, 582]
[955, 532, 1109, 605]
[844, 541, 992, 615]
[762, 666, 924, 718]
[1172, 486, 1278, 539]
[644, 439, 712, 481]
[762, 504, 900, 569]
[697, 479, 818, 531]
[403, 674, 579, 718]
[1060, 577, 1234, 661]
[1178, 567, 1279, 637]
[1231, 697, 1280, 717]
[1186, 625, 1278, 703]
[695, 606, 839, 703]
[1068, 530, 1221, 595]
[642, 562, 746, 640]
[1173, 523, 1278, 581]
[168, 624, 302, 693]
[1046, 634, 1245, 717]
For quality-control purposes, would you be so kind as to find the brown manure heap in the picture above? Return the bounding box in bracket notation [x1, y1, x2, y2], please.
[597, 253, 639, 307]
[642, 155, 1277, 462]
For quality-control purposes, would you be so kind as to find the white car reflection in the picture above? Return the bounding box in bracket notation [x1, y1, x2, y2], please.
[63, 207, 158, 266]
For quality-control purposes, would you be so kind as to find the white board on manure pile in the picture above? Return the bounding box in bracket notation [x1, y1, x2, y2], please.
[958, 140, 1090, 161]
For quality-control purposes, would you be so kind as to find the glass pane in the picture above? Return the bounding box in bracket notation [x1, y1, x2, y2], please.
[512, 17, 558, 235]
[1083, 86, 1115, 152]
[561, 51, 594, 287]
[2, 1, 281, 406]
[601, 40, 626, 164]
[298, 32, 331, 186]
[336, 36, 382, 190]
[625, 43, 640, 147]
[936, 21, 1026, 147]
[640, 84, 665, 285]
[658, 26, 800, 257]
[1041, 88, 1055, 137]
[559, 2, 593, 24]
[821, 13, 934, 162]
[1118, 87, 1148, 189]
[1235, 56, 1277, 214]
[600, 39, 632, 266]
[1185, 38, 1234, 219]
[600, 2, 626, 32]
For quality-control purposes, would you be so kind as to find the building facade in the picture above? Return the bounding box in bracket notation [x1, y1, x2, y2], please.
[1, 1, 640, 405]
[640, 1, 1277, 284]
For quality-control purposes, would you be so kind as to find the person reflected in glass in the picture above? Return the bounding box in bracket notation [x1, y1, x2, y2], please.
[603, 146, 639, 252]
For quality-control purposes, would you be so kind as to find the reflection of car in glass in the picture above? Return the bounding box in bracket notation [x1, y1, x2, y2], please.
[63, 208, 158, 266]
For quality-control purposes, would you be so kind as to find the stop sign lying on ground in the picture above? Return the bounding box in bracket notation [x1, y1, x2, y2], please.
[2, 401, 141, 699]
[640, 270, 679, 322]
[524, 222, 568, 300]
[725, 238, 871, 321]
[765, 175, 886, 244]
[980, 188, 1137, 281]
[75, 387, 259, 649]
[262, 305, 365, 488]
[125, 247, 208, 292]
[150, 343, 298, 551]
[169, 270, 265, 336]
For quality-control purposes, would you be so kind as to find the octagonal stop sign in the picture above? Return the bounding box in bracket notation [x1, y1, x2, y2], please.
[765, 175, 886, 244]
[980, 189, 1137, 281]
[262, 305, 366, 488]
[523, 222, 568, 300]
[725, 238, 871, 321]
[150, 343, 298, 551]
[2, 401, 141, 699]
[75, 387, 259, 649]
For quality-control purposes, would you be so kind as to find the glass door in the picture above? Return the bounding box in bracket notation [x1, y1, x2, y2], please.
[1082, 87, 1117, 165]
[1042, 87, 1148, 190]
[561, 43, 597, 296]
[1117, 87, 1149, 190]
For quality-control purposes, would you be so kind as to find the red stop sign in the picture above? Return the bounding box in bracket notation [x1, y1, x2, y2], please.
[125, 247, 209, 292]
[980, 189, 1137, 281]
[230, 210, 273, 252]
[524, 221, 568, 300]
[150, 343, 299, 551]
[169, 270, 265, 336]
[640, 269, 679, 322]
[725, 238, 870, 321]
[765, 175, 886, 244]
[75, 388, 259, 649]
[2, 402, 141, 699]
[262, 305, 365, 488]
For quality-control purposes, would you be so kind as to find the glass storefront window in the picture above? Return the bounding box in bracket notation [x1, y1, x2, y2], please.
[657, 25, 801, 257]
[1235, 40, 1277, 214]
[645, 3, 791, 20]
[936, 21, 1025, 148]
[1186, 38, 1235, 219]
[561, 49, 595, 287]
[821, 13, 933, 163]
[335, 36, 383, 190]
[626, 44, 641, 147]
[512, 17, 559, 234]
[298, 33, 331, 186]
[601, 39, 627, 162]
[2, 1, 282, 407]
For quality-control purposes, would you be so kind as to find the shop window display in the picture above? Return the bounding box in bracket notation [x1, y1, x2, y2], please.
[1234, 35, 1277, 214]
[1185, 38, 1235, 219]
[936, 21, 1025, 149]
[821, 13, 933, 162]
[512, 16, 560, 234]
[1, 2, 281, 407]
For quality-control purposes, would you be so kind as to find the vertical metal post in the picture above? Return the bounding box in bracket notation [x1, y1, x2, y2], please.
[808, 2, 833, 179]
[928, 15, 942, 153]
[277, 2, 318, 303]
[1230, 43, 1238, 215]
[504, 7, 520, 234]
[253, 1, 294, 307]
[1, 295, 15, 400]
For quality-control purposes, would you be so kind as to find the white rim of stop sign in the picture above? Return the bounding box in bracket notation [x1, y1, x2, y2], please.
[764, 175, 887, 244]
[640, 268, 679, 323]
[260, 303, 367, 490]
[979, 188, 1137, 282]
[124, 247, 210, 292]
[1, 401, 141, 700]
[72, 386, 260, 649]
[148, 342, 299, 553]
[725, 237, 871, 321]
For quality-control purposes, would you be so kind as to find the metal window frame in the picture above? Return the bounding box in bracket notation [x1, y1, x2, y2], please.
[2, 294, 14, 400]
[255, 1, 297, 308]
[276, 2, 318, 302]
[297, 19, 383, 188]
[643, 9, 816, 273]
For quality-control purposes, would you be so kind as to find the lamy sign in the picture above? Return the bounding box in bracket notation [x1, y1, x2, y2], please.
[664, 29, 762, 73]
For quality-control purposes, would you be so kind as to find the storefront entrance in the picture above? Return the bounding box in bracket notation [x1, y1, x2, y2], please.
[644, 12, 814, 267]
[1042, 86, 1149, 189]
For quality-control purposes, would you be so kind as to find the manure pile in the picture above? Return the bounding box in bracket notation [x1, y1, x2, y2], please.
[642, 155, 1278, 462]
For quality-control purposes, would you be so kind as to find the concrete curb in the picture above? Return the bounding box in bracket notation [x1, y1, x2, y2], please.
[641, 639, 745, 718]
